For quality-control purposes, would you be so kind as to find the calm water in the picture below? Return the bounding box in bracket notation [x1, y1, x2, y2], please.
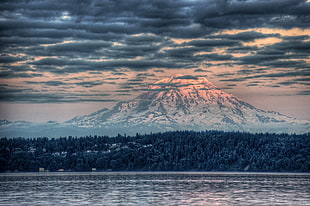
[0, 172, 309, 206]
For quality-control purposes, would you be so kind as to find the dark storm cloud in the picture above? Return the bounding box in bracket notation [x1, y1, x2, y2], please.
[195, 53, 233, 61]
[187, 39, 241, 47]
[237, 69, 265, 75]
[26, 41, 112, 58]
[31, 58, 76, 66]
[2, 0, 308, 43]
[174, 75, 199, 80]
[0, 55, 26, 64]
[236, 55, 283, 65]
[26, 32, 175, 68]
[45, 41, 111, 54]
[124, 35, 167, 45]
[0, 87, 65, 103]
[160, 39, 237, 63]
[136, 73, 155, 78]
[110, 72, 127, 76]
[297, 91, 310, 95]
[216, 72, 236, 77]
[0, 85, 114, 103]
[194, 68, 209, 73]
[1, 0, 310, 103]
[32, 58, 185, 74]
[194, 0, 310, 29]
[294, 78, 310, 82]
[208, 31, 280, 42]
[2, 0, 309, 62]
[0, 71, 44, 79]
[269, 40, 310, 55]
[260, 60, 309, 69]
[25, 80, 70, 87]
[0, 37, 63, 50]
[128, 79, 144, 82]
[277, 81, 296, 86]
[14, 0, 305, 32]
[105, 44, 163, 59]
[161, 47, 203, 59]
[25, 80, 106, 88]
[220, 69, 310, 82]
[76, 81, 106, 87]
[144, 83, 195, 92]
[226, 84, 237, 87]
[278, 77, 310, 86]
[226, 46, 258, 53]
[235, 38, 310, 69]
[1, 65, 36, 72]
[266, 85, 281, 88]
[246, 83, 258, 87]
[282, 35, 310, 41]
[120, 82, 147, 91]
[0, 0, 192, 38]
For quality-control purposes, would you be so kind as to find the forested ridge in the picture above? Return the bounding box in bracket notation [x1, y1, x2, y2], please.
[1, 131, 309, 172]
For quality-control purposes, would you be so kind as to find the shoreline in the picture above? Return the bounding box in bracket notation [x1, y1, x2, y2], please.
[1, 171, 310, 176]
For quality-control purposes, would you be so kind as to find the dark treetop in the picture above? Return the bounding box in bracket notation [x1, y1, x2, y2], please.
[1, 130, 309, 172]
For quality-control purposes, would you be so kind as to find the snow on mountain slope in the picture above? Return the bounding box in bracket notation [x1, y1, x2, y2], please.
[1, 75, 309, 138]
[67, 75, 309, 134]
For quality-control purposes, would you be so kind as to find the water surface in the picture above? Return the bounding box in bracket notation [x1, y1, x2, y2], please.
[0, 172, 309, 206]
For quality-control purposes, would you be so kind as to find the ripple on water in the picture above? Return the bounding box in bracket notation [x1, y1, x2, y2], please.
[0, 172, 309, 206]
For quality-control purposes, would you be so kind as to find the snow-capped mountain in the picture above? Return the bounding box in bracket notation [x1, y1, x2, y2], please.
[1, 75, 308, 138]
[66, 75, 309, 134]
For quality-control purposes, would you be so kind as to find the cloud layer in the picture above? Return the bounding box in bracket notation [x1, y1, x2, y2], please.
[0, 0, 309, 103]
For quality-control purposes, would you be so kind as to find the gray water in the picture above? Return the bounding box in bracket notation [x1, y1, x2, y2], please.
[0, 172, 309, 206]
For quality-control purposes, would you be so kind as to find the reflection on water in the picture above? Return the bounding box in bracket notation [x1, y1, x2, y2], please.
[0, 172, 309, 206]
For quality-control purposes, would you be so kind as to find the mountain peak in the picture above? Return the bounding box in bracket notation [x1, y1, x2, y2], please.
[1, 74, 309, 138]
[66, 74, 309, 135]
[149, 75, 217, 91]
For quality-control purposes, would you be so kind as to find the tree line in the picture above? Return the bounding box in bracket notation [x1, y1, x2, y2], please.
[0, 130, 309, 172]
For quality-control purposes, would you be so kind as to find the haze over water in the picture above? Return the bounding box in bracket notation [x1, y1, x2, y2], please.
[1, 172, 309, 206]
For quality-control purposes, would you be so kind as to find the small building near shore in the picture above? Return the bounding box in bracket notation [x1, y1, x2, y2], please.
[39, 168, 49, 172]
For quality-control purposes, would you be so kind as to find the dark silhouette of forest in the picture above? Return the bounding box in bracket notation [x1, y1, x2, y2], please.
[1, 130, 309, 172]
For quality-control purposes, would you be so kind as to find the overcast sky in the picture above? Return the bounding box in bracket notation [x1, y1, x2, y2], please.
[0, 0, 309, 122]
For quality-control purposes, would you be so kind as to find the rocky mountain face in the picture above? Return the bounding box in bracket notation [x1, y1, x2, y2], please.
[66, 75, 309, 134]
